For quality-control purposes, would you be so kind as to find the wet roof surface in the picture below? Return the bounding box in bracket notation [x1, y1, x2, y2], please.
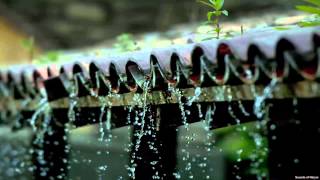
[0, 27, 320, 102]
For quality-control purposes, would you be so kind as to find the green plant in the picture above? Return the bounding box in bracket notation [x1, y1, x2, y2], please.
[114, 33, 139, 52]
[33, 51, 60, 65]
[197, 0, 228, 39]
[296, 0, 320, 26]
[20, 37, 35, 63]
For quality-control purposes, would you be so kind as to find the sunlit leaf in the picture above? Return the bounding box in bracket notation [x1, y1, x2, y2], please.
[222, 10, 229, 16]
[213, 10, 222, 16]
[207, 12, 215, 21]
[304, 0, 320, 7]
[201, 21, 212, 25]
[273, 26, 293, 30]
[197, 0, 215, 8]
[298, 20, 320, 26]
[46, 51, 60, 62]
[215, 0, 225, 10]
[296, 5, 320, 15]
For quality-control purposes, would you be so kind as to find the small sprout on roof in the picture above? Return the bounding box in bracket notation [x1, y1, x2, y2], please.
[197, 0, 229, 39]
[33, 51, 60, 65]
[114, 33, 140, 52]
[296, 0, 320, 27]
[20, 36, 35, 63]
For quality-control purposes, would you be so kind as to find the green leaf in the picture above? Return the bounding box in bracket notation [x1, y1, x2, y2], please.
[296, 5, 320, 15]
[215, 0, 225, 10]
[298, 20, 320, 27]
[273, 26, 293, 31]
[20, 37, 34, 50]
[207, 12, 215, 21]
[197, 0, 215, 8]
[304, 0, 320, 7]
[202, 36, 215, 41]
[222, 10, 229, 16]
[213, 10, 222, 16]
[46, 51, 60, 62]
[201, 21, 212, 25]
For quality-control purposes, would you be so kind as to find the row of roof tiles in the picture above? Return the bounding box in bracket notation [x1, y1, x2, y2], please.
[0, 27, 320, 101]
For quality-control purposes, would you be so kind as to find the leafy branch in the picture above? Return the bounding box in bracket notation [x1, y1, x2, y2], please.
[114, 33, 140, 52]
[33, 51, 60, 65]
[20, 37, 35, 63]
[296, 0, 320, 27]
[197, 0, 228, 39]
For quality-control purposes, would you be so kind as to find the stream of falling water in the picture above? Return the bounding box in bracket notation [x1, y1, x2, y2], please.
[92, 81, 114, 176]
[25, 89, 54, 177]
[168, 84, 187, 126]
[226, 87, 241, 126]
[201, 104, 216, 179]
[173, 86, 204, 179]
[67, 78, 78, 123]
[98, 96, 112, 142]
[128, 80, 150, 179]
[29, 98, 49, 132]
[187, 87, 202, 106]
[254, 78, 278, 119]
[249, 78, 279, 179]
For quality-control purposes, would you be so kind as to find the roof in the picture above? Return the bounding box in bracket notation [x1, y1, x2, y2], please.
[1, 27, 320, 127]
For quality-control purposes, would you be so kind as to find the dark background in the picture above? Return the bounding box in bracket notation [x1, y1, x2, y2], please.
[0, 0, 299, 49]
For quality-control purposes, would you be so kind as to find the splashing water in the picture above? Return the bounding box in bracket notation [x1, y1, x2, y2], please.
[238, 100, 250, 117]
[172, 87, 205, 179]
[67, 84, 78, 123]
[123, 106, 133, 153]
[134, 80, 150, 145]
[197, 104, 203, 119]
[29, 98, 49, 132]
[98, 98, 107, 142]
[96, 81, 113, 141]
[236, 149, 243, 162]
[203, 104, 216, 132]
[228, 105, 241, 125]
[200, 104, 217, 179]
[246, 77, 273, 179]
[0, 142, 31, 178]
[128, 80, 150, 179]
[33, 111, 52, 145]
[27, 90, 54, 177]
[226, 87, 241, 126]
[187, 87, 202, 106]
[11, 97, 32, 128]
[254, 78, 278, 119]
[95, 84, 115, 175]
[168, 85, 188, 126]
[98, 97, 112, 142]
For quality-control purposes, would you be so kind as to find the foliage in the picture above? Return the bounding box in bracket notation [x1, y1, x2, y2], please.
[20, 36, 61, 65]
[296, 0, 320, 27]
[33, 51, 60, 65]
[114, 33, 139, 52]
[20, 37, 35, 63]
[197, 0, 229, 39]
[215, 122, 269, 178]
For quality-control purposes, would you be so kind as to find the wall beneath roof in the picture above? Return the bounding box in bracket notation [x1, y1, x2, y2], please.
[0, 16, 40, 66]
